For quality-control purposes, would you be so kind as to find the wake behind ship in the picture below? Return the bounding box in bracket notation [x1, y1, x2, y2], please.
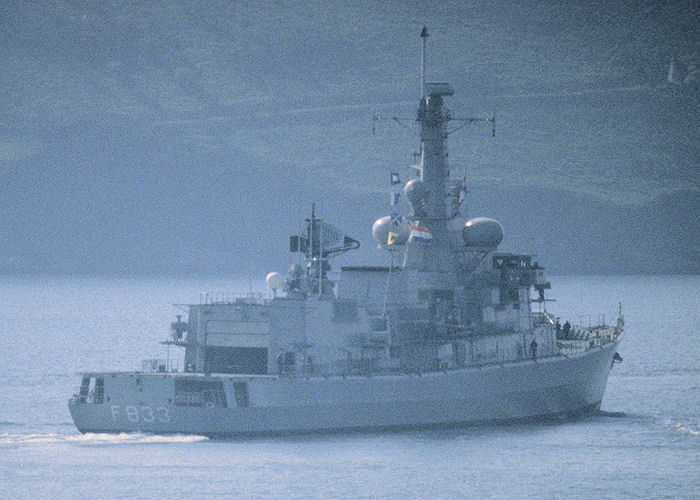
[69, 28, 624, 437]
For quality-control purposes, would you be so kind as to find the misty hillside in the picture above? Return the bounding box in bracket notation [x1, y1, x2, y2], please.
[1, 0, 698, 276]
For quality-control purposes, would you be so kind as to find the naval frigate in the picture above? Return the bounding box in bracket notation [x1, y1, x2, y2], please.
[69, 28, 624, 436]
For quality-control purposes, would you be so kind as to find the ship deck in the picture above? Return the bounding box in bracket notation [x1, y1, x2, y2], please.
[77, 332, 622, 381]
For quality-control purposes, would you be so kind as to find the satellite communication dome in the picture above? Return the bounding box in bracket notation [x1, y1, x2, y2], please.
[404, 179, 428, 205]
[372, 216, 410, 247]
[462, 217, 504, 248]
[266, 272, 283, 290]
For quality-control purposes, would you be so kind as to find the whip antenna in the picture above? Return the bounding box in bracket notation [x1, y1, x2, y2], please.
[420, 26, 428, 99]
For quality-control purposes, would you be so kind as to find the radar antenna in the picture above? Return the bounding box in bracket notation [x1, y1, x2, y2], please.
[421, 26, 428, 99]
[372, 27, 496, 139]
[288, 203, 360, 262]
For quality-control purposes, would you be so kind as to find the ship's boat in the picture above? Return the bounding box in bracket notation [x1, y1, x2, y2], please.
[68, 28, 623, 437]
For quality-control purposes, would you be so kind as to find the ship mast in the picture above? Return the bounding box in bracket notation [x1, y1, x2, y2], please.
[372, 27, 495, 283]
[420, 26, 428, 98]
[404, 28, 457, 283]
[416, 27, 455, 225]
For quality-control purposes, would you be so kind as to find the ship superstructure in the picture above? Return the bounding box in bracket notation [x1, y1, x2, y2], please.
[69, 28, 623, 436]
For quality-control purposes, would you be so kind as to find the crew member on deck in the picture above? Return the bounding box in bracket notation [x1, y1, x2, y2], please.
[563, 320, 571, 339]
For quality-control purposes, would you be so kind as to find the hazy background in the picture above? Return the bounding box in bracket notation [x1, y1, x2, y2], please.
[1, 0, 698, 276]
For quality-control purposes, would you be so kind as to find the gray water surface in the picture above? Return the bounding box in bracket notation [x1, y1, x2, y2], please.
[0, 275, 698, 499]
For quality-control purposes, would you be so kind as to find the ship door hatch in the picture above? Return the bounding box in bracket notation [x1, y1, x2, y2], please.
[79, 376, 104, 404]
[78, 376, 90, 403]
[233, 382, 249, 407]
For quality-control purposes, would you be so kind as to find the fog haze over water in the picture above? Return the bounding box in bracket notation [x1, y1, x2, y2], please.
[1, 3, 699, 495]
[0, 0, 700, 499]
[1, 0, 698, 276]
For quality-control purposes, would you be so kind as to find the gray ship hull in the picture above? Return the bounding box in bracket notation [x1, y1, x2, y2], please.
[68, 341, 619, 437]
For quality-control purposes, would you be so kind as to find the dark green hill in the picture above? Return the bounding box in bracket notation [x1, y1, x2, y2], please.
[1, 1, 698, 275]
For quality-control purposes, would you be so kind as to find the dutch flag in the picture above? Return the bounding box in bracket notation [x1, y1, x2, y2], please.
[410, 225, 433, 242]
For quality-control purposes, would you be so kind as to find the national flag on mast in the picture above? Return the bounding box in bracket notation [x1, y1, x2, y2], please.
[390, 172, 400, 185]
[410, 225, 433, 242]
[458, 175, 468, 205]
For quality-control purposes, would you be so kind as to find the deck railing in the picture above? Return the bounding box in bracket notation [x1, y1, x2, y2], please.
[556, 324, 620, 356]
[141, 359, 180, 373]
[199, 292, 270, 305]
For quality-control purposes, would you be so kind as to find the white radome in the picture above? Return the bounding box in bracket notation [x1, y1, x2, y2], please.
[266, 272, 283, 290]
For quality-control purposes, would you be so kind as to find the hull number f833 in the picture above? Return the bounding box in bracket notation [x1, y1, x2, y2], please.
[110, 405, 170, 423]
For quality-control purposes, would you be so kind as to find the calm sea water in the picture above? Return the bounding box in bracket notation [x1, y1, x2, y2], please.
[0, 275, 697, 499]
